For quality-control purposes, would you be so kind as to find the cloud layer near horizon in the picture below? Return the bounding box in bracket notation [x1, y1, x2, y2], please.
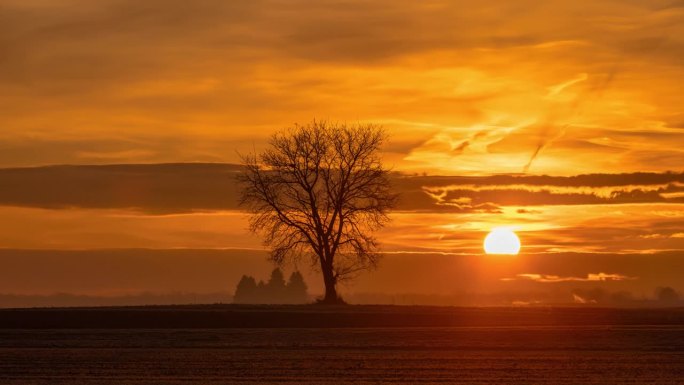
[0, 164, 682, 254]
[0, 164, 683, 213]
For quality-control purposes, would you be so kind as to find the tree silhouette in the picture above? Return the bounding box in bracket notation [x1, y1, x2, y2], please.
[266, 268, 287, 303]
[233, 275, 257, 304]
[656, 286, 680, 302]
[286, 271, 308, 303]
[239, 121, 397, 304]
[256, 279, 266, 294]
[233, 268, 309, 304]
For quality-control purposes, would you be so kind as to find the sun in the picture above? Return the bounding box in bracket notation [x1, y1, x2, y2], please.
[483, 227, 521, 255]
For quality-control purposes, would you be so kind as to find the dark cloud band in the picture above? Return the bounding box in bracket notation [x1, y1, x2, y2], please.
[0, 163, 682, 213]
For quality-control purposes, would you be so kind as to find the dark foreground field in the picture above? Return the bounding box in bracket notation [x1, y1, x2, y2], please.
[0, 306, 683, 384]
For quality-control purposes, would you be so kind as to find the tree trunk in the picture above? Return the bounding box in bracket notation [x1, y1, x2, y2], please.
[320, 261, 343, 304]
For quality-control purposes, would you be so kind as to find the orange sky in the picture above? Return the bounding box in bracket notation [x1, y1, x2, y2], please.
[1, 0, 682, 173]
[0, 0, 682, 305]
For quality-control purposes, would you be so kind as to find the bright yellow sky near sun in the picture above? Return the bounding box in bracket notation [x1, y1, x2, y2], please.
[0, 0, 682, 175]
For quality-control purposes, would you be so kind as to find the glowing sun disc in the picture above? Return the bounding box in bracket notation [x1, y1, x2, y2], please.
[484, 228, 521, 255]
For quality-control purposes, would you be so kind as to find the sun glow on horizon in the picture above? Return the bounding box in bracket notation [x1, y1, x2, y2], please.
[484, 228, 521, 255]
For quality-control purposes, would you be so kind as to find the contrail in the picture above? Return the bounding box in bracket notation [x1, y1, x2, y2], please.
[522, 140, 545, 174]
[523, 70, 617, 174]
[452, 130, 487, 155]
[522, 28, 671, 173]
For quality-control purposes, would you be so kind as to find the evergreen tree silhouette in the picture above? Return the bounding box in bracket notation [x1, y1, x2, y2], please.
[286, 271, 308, 304]
[233, 275, 257, 304]
[266, 268, 287, 303]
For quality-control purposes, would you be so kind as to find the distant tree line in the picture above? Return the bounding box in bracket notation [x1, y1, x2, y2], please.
[233, 268, 308, 304]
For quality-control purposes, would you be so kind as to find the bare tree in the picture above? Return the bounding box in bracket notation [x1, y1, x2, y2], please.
[238, 121, 397, 304]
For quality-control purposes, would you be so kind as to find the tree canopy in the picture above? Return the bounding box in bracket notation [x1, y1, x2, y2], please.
[239, 121, 397, 303]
